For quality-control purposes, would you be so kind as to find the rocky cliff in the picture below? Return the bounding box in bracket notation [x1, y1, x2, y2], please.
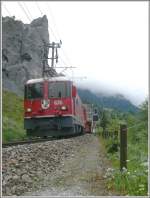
[2, 15, 54, 95]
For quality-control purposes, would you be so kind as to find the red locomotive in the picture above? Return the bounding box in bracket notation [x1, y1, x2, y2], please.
[24, 76, 92, 137]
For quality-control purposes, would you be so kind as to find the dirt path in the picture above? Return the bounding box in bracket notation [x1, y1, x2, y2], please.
[24, 134, 115, 196]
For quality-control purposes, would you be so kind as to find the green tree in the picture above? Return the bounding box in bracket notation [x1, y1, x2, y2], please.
[139, 99, 148, 122]
[100, 110, 109, 132]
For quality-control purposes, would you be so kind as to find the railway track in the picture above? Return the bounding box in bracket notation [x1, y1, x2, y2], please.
[2, 133, 85, 148]
[2, 137, 58, 148]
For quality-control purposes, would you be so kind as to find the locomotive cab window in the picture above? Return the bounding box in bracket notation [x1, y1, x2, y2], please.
[25, 83, 43, 99]
[48, 81, 71, 98]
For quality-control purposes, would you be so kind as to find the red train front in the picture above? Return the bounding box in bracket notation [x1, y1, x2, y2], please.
[24, 77, 87, 137]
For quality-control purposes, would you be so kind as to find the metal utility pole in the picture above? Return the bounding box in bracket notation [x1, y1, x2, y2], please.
[42, 40, 76, 78]
[42, 41, 62, 77]
[48, 41, 61, 68]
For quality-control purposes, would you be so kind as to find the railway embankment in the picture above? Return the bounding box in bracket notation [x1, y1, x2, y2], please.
[2, 134, 115, 196]
[2, 135, 79, 195]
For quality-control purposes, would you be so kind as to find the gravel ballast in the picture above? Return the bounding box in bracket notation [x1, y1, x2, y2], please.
[2, 134, 92, 195]
[2, 134, 115, 196]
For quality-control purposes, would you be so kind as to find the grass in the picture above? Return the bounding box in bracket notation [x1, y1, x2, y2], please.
[97, 124, 148, 196]
[2, 90, 26, 143]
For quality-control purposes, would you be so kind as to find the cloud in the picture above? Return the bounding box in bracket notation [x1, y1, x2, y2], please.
[2, 1, 148, 106]
[75, 78, 147, 106]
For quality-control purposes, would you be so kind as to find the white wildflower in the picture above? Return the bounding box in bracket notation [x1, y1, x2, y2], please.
[140, 162, 148, 167]
[107, 168, 114, 172]
[139, 184, 144, 188]
[122, 167, 127, 173]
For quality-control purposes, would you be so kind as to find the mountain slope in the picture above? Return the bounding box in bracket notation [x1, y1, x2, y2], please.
[78, 88, 138, 113]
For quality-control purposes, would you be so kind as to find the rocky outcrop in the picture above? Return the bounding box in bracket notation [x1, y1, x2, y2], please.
[2, 15, 56, 95]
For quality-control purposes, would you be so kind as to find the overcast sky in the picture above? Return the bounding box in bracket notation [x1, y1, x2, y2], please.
[2, 1, 148, 105]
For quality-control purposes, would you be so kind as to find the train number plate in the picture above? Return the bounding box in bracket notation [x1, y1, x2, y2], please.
[54, 100, 63, 105]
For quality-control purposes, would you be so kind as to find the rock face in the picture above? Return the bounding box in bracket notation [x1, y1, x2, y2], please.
[2, 15, 50, 95]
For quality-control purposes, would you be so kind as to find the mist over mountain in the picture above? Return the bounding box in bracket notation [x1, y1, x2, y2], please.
[75, 79, 147, 106]
[77, 88, 139, 113]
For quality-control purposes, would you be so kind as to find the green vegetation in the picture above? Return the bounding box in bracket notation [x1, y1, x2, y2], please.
[97, 100, 148, 195]
[99, 110, 110, 132]
[2, 89, 148, 195]
[2, 90, 26, 143]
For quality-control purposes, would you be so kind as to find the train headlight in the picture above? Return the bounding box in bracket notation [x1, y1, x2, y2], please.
[61, 105, 67, 110]
[26, 108, 32, 112]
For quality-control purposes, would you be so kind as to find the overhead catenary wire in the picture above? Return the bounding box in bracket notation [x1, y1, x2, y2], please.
[4, 2, 74, 79]
[35, 1, 58, 42]
[58, 56, 70, 67]
[22, 2, 47, 49]
[18, 2, 32, 23]
[3, 4, 11, 16]
[17, 2, 45, 49]
[17, 2, 46, 45]
[34, 1, 43, 16]
[34, 1, 74, 77]
[17, 2, 57, 77]
[45, 2, 61, 41]
[22, 2, 33, 20]
[34, 1, 69, 73]
[15, 2, 46, 49]
[34, 1, 74, 74]
[59, 45, 72, 66]
[45, 2, 73, 66]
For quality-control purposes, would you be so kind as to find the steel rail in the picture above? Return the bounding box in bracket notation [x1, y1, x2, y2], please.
[2, 137, 58, 148]
[2, 133, 85, 148]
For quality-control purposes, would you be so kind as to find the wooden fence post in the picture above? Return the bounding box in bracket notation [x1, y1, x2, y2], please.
[114, 130, 118, 140]
[120, 124, 127, 171]
[106, 131, 108, 139]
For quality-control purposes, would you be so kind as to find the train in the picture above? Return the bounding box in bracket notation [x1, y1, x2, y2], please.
[24, 76, 93, 137]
